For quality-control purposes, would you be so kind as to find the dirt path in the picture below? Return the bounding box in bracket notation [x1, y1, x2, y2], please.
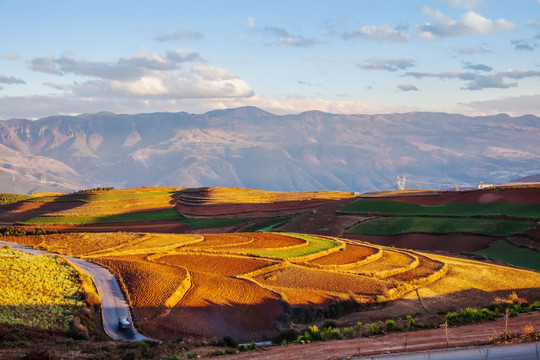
[218, 311, 540, 359]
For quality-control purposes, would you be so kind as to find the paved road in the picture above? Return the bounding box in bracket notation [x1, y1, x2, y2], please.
[0, 240, 147, 341]
[358, 342, 540, 360]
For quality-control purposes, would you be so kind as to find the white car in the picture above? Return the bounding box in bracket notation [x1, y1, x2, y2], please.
[118, 316, 131, 329]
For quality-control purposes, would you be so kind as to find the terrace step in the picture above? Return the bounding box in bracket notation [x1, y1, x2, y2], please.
[347, 248, 419, 279]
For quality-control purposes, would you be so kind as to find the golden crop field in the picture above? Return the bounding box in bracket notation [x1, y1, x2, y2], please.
[0, 247, 84, 332]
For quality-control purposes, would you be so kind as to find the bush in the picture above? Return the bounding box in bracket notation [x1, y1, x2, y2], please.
[385, 319, 395, 331]
[354, 321, 363, 335]
[406, 315, 415, 327]
[322, 327, 342, 340]
[367, 323, 381, 335]
[343, 327, 354, 338]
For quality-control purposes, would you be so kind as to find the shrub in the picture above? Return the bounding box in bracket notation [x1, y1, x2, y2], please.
[343, 327, 354, 338]
[354, 321, 363, 335]
[322, 327, 342, 340]
[272, 328, 299, 344]
[406, 315, 415, 327]
[368, 323, 381, 335]
[385, 319, 395, 331]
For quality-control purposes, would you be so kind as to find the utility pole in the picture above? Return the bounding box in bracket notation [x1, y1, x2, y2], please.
[397, 175, 406, 191]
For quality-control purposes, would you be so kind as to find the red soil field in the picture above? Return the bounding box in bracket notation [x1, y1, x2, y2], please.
[0, 201, 84, 222]
[221, 232, 307, 250]
[156, 252, 276, 277]
[92, 254, 189, 320]
[252, 265, 393, 305]
[365, 186, 540, 205]
[388, 254, 445, 282]
[185, 233, 255, 248]
[345, 233, 496, 252]
[35, 220, 192, 234]
[307, 243, 379, 267]
[143, 254, 286, 340]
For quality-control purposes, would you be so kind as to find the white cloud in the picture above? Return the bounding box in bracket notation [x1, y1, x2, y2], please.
[357, 57, 415, 72]
[454, 46, 488, 54]
[397, 84, 419, 92]
[251, 25, 321, 47]
[417, 7, 517, 38]
[343, 25, 410, 42]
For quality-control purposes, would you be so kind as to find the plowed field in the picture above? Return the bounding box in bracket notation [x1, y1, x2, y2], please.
[348, 249, 417, 277]
[307, 243, 379, 267]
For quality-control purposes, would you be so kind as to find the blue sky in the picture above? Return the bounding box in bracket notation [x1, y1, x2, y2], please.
[0, 0, 539, 119]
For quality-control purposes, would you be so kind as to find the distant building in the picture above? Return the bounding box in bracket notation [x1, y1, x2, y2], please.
[478, 182, 494, 189]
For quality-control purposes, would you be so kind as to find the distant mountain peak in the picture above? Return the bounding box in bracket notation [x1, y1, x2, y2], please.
[203, 106, 274, 118]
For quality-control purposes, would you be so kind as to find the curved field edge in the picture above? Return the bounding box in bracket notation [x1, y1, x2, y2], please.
[347, 217, 537, 236]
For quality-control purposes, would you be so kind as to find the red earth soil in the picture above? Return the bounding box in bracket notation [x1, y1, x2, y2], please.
[366, 187, 540, 205]
[307, 244, 378, 266]
[35, 220, 193, 234]
[176, 198, 354, 219]
[218, 311, 540, 360]
[345, 233, 497, 252]
[0, 201, 84, 222]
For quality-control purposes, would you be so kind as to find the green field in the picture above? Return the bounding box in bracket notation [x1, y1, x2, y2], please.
[475, 240, 540, 271]
[240, 233, 341, 259]
[340, 199, 540, 218]
[347, 217, 538, 236]
[22, 209, 183, 224]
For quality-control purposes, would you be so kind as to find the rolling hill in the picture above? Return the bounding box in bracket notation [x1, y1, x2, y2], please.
[1, 107, 539, 193]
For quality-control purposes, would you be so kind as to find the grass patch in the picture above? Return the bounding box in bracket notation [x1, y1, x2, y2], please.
[340, 199, 540, 219]
[241, 233, 341, 259]
[22, 209, 183, 224]
[475, 240, 540, 271]
[241, 213, 308, 232]
[347, 217, 537, 236]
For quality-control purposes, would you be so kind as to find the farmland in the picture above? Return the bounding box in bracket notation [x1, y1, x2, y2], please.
[475, 240, 540, 271]
[1, 185, 540, 349]
[3, 228, 539, 342]
[0, 247, 85, 332]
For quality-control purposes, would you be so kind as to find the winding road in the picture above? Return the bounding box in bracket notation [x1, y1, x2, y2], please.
[0, 240, 147, 341]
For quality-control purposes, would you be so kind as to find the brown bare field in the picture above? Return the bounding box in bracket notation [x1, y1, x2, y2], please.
[0, 201, 83, 222]
[307, 243, 379, 267]
[348, 249, 418, 278]
[387, 253, 446, 282]
[251, 265, 394, 305]
[155, 252, 276, 277]
[185, 233, 255, 248]
[91, 254, 190, 320]
[367, 186, 540, 205]
[93, 233, 203, 256]
[211, 232, 307, 250]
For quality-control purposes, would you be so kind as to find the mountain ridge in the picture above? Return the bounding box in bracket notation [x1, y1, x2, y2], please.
[1, 107, 539, 194]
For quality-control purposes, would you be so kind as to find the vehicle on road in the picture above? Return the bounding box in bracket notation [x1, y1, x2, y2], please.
[118, 316, 131, 330]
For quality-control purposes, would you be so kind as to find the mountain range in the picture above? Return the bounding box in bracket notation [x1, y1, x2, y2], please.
[1, 107, 539, 194]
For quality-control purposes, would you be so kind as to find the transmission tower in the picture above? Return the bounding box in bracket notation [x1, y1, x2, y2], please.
[397, 175, 406, 191]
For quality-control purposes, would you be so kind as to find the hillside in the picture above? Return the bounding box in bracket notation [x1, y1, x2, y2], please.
[1, 108, 539, 193]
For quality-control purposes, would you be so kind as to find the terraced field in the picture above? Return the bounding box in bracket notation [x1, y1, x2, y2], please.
[4, 230, 538, 342]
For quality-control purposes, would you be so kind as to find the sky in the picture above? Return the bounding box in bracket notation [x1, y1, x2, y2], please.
[0, 0, 539, 119]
